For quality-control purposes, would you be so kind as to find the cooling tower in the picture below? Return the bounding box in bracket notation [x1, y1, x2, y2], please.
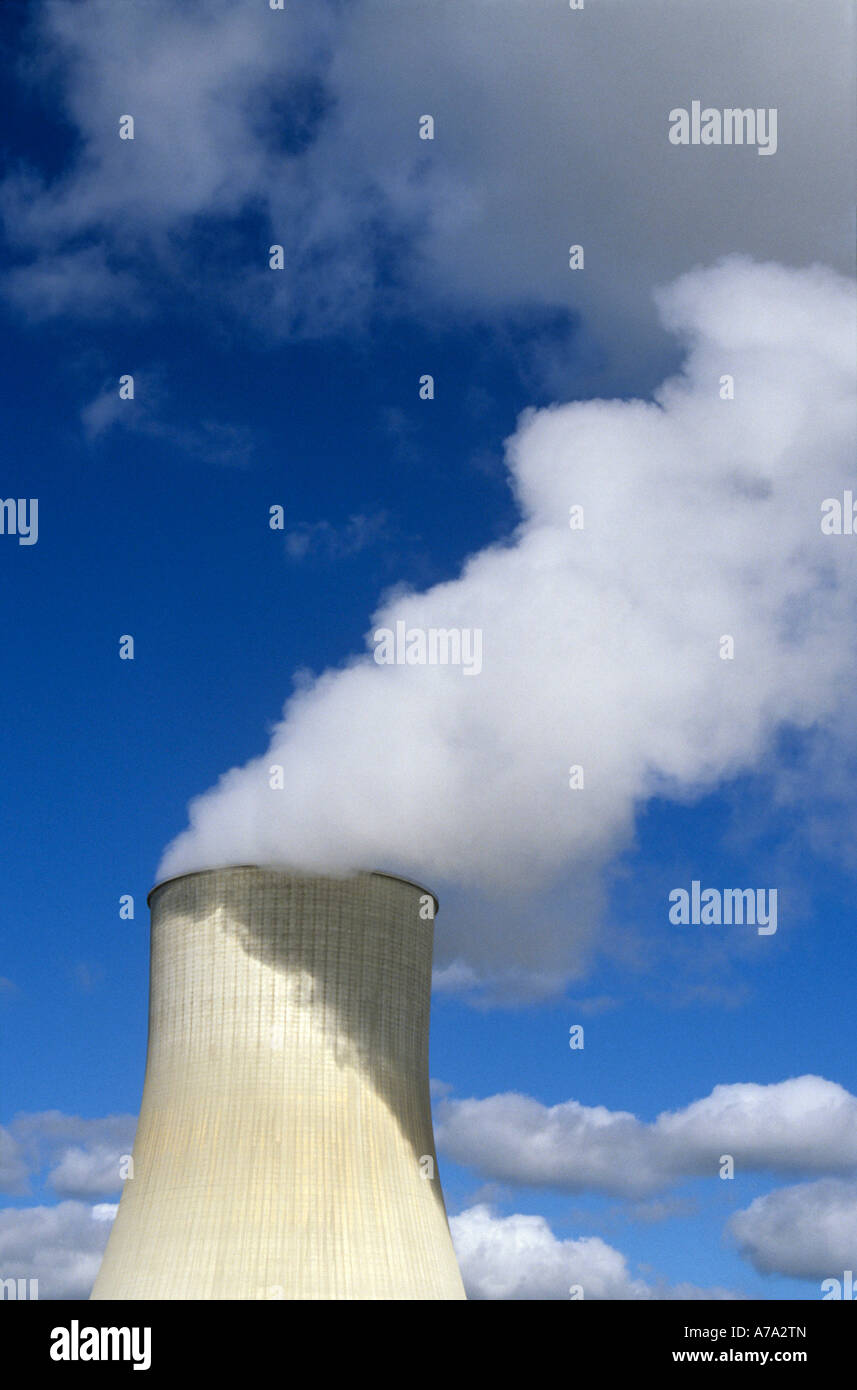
[90, 866, 466, 1300]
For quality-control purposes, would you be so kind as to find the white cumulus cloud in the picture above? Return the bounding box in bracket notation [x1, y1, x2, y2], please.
[0, 1127, 29, 1197]
[729, 1179, 857, 1280]
[450, 1204, 739, 1300]
[0, 1201, 115, 1300]
[437, 1076, 857, 1197]
[7, 1111, 137, 1200]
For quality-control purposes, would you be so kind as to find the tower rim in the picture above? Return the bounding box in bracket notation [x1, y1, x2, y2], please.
[147, 864, 439, 914]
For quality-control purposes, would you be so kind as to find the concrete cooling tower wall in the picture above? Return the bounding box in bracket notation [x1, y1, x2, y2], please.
[90, 866, 466, 1300]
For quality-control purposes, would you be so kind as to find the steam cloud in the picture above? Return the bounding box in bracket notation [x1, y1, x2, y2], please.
[160, 259, 856, 992]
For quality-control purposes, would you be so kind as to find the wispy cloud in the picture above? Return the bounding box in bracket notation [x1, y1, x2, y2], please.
[0, 1200, 115, 1299]
[3, 246, 140, 321]
[284, 511, 388, 562]
[2, 0, 851, 365]
[80, 371, 255, 467]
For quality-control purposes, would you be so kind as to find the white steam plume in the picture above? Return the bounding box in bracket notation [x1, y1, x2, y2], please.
[159, 258, 856, 990]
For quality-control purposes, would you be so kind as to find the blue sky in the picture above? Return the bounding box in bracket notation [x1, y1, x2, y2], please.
[1, 0, 856, 1301]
